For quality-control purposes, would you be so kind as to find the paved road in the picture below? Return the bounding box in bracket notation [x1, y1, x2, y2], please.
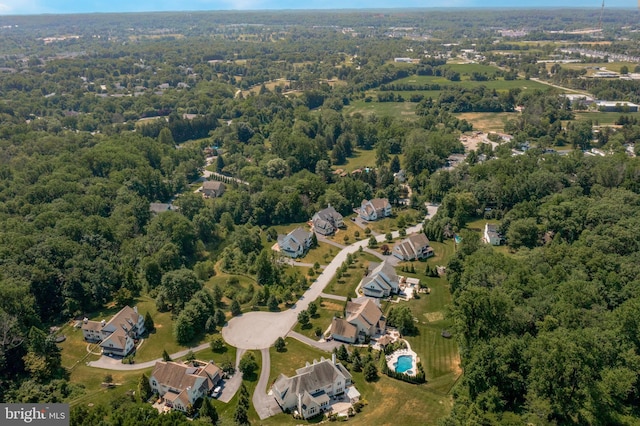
[218, 348, 245, 403]
[252, 348, 283, 419]
[87, 342, 211, 370]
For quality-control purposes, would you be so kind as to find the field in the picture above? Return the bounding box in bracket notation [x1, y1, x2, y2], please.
[388, 73, 550, 93]
[574, 111, 637, 125]
[454, 112, 517, 133]
[343, 100, 420, 119]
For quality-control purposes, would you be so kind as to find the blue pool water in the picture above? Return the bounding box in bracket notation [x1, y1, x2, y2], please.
[395, 355, 413, 373]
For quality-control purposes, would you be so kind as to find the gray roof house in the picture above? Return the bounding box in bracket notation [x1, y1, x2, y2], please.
[361, 260, 399, 298]
[201, 181, 226, 198]
[312, 206, 344, 236]
[392, 233, 434, 261]
[277, 227, 313, 258]
[272, 355, 354, 420]
[81, 305, 145, 357]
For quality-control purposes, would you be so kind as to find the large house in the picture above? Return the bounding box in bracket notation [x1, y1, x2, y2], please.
[329, 297, 386, 343]
[277, 227, 313, 258]
[360, 260, 399, 298]
[483, 223, 503, 246]
[392, 233, 434, 261]
[358, 198, 392, 221]
[81, 305, 145, 357]
[312, 206, 344, 236]
[201, 180, 226, 198]
[150, 361, 222, 412]
[272, 356, 354, 420]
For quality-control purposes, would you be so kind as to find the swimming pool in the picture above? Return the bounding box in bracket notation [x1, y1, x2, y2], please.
[395, 355, 413, 374]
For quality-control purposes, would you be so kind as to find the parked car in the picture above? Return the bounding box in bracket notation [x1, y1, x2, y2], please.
[212, 386, 222, 398]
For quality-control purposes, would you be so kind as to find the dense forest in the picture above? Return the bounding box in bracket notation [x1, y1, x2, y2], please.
[1, 8, 640, 426]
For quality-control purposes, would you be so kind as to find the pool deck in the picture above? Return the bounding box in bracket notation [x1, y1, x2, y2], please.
[385, 341, 419, 376]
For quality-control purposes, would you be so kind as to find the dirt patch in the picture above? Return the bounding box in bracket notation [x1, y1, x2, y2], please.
[459, 131, 500, 151]
[450, 353, 463, 376]
[320, 300, 343, 311]
[424, 311, 444, 322]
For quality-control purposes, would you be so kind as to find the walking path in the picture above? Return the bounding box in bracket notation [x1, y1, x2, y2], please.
[319, 293, 347, 302]
[287, 331, 344, 352]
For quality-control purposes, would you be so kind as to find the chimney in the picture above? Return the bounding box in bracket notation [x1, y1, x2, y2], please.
[332, 352, 336, 365]
[83, 317, 88, 324]
[298, 393, 302, 412]
[133, 306, 138, 313]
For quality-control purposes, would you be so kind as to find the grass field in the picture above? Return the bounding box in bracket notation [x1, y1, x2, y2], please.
[454, 112, 517, 133]
[338, 148, 378, 172]
[323, 252, 379, 298]
[325, 219, 366, 246]
[343, 100, 419, 119]
[389, 74, 550, 93]
[574, 111, 637, 125]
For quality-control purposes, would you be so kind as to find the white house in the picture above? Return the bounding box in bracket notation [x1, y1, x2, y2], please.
[392, 233, 434, 261]
[312, 206, 344, 236]
[277, 227, 313, 258]
[483, 223, 503, 246]
[329, 297, 386, 343]
[149, 361, 222, 412]
[358, 198, 392, 221]
[361, 260, 399, 298]
[81, 305, 145, 357]
[272, 355, 354, 420]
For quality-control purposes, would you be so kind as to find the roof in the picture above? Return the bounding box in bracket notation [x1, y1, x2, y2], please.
[313, 206, 343, 223]
[369, 198, 390, 211]
[393, 233, 431, 259]
[290, 227, 311, 243]
[151, 361, 221, 393]
[82, 320, 102, 332]
[150, 203, 172, 213]
[101, 327, 128, 349]
[105, 306, 141, 333]
[202, 181, 225, 191]
[346, 298, 384, 328]
[361, 260, 398, 293]
[330, 318, 357, 340]
[273, 358, 351, 401]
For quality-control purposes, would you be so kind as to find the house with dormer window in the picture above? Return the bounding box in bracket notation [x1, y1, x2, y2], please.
[81, 305, 145, 357]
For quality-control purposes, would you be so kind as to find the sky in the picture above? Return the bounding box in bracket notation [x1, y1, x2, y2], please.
[0, 0, 635, 15]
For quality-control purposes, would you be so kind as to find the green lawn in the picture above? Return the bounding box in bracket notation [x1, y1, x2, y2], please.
[324, 219, 365, 245]
[338, 148, 378, 172]
[323, 252, 378, 298]
[343, 100, 420, 119]
[574, 111, 638, 125]
[292, 298, 345, 339]
[299, 241, 339, 266]
[389, 74, 550, 93]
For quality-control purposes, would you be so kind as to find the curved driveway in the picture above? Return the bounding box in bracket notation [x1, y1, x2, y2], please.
[222, 219, 430, 350]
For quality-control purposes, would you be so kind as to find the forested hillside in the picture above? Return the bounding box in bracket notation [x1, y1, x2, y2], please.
[437, 152, 640, 425]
